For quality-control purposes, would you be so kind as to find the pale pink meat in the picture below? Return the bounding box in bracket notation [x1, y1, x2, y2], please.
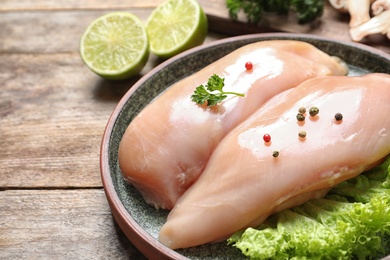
[159, 73, 390, 249]
[118, 40, 348, 209]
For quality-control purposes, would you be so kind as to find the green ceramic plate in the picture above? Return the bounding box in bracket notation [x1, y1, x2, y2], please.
[100, 33, 390, 260]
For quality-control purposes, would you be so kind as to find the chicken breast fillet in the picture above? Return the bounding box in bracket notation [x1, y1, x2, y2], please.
[118, 40, 348, 209]
[159, 73, 390, 249]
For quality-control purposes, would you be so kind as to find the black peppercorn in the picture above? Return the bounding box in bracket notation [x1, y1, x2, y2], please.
[309, 107, 319, 117]
[296, 113, 305, 122]
[335, 113, 343, 121]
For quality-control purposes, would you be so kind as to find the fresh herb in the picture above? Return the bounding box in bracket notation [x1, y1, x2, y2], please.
[226, 0, 324, 24]
[291, 0, 324, 24]
[191, 74, 245, 107]
[226, 0, 264, 23]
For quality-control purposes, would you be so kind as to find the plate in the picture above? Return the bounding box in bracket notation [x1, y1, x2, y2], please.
[100, 33, 390, 259]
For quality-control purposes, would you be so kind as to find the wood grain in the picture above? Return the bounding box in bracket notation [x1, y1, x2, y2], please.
[0, 189, 147, 259]
[0, 53, 118, 188]
[0, 0, 164, 11]
[0, 2, 141, 257]
[0, 10, 150, 53]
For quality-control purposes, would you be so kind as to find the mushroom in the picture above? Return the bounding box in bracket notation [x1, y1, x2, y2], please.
[328, 0, 374, 27]
[328, 0, 349, 13]
[349, 9, 390, 41]
[329, 0, 390, 41]
[371, 0, 390, 15]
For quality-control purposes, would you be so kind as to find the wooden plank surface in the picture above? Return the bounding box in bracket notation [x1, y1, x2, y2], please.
[0, 10, 151, 53]
[0, 0, 164, 10]
[0, 3, 159, 258]
[0, 52, 111, 188]
[0, 189, 147, 259]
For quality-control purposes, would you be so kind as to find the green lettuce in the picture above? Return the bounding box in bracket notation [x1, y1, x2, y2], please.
[228, 156, 390, 259]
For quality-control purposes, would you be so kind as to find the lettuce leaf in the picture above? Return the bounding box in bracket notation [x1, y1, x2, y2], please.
[228, 156, 390, 259]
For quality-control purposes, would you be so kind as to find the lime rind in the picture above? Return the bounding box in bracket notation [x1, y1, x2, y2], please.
[80, 12, 149, 80]
[146, 0, 208, 59]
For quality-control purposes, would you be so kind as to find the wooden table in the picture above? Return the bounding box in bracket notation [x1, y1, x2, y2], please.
[1, 1, 389, 259]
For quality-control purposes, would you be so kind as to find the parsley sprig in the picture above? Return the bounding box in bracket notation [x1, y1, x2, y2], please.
[191, 74, 245, 107]
[226, 0, 324, 24]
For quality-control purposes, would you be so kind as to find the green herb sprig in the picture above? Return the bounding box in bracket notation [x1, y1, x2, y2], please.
[191, 74, 245, 107]
[226, 0, 324, 24]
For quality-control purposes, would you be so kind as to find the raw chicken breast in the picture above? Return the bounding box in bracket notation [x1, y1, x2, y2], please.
[118, 40, 348, 209]
[159, 73, 390, 249]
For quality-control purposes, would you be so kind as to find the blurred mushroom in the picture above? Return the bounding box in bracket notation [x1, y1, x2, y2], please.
[349, 9, 390, 41]
[329, 0, 374, 27]
[371, 0, 390, 15]
[329, 0, 390, 41]
[328, 0, 349, 13]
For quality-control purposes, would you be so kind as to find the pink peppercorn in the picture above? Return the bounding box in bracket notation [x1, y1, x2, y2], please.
[245, 61, 253, 70]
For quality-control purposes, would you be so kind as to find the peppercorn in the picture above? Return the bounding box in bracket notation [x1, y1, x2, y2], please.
[298, 107, 306, 114]
[272, 150, 279, 158]
[334, 113, 343, 121]
[296, 113, 305, 122]
[263, 134, 271, 143]
[309, 106, 319, 117]
[298, 131, 307, 138]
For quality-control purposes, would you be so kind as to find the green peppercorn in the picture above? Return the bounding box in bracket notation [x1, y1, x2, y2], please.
[309, 106, 319, 117]
[272, 150, 279, 158]
[298, 131, 307, 138]
[296, 113, 305, 122]
[334, 113, 343, 121]
[298, 107, 306, 114]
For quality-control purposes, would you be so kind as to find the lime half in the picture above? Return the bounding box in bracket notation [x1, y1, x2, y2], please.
[80, 12, 149, 80]
[146, 0, 208, 59]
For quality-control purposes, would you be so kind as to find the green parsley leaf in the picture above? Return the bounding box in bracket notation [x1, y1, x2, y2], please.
[191, 74, 245, 107]
[226, 0, 324, 25]
[206, 74, 225, 92]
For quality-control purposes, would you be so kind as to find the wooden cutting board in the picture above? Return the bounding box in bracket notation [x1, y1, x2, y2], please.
[198, 0, 390, 53]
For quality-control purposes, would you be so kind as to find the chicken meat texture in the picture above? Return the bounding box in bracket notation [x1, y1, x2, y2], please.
[118, 40, 348, 210]
[159, 73, 390, 249]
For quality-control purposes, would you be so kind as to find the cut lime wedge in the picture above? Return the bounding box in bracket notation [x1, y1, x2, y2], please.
[146, 0, 208, 59]
[80, 12, 149, 80]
